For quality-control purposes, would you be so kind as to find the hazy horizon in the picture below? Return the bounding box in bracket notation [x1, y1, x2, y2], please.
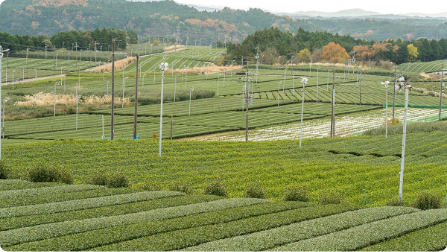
[177, 0, 446, 15]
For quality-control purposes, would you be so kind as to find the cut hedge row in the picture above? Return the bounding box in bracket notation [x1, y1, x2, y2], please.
[0, 198, 268, 247]
[275, 208, 447, 251]
[0, 180, 62, 192]
[0, 195, 221, 232]
[96, 204, 356, 251]
[6, 201, 309, 251]
[185, 206, 418, 251]
[361, 221, 447, 251]
[0, 184, 101, 200]
[1, 187, 138, 208]
[0, 190, 184, 218]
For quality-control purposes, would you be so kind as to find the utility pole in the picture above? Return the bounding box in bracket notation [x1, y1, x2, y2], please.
[0, 45, 10, 160]
[245, 70, 250, 142]
[439, 66, 446, 120]
[399, 77, 410, 204]
[331, 67, 336, 138]
[159, 57, 168, 157]
[26, 48, 29, 78]
[111, 38, 116, 140]
[359, 66, 363, 105]
[134, 56, 139, 140]
[393, 65, 397, 119]
[74, 42, 79, 69]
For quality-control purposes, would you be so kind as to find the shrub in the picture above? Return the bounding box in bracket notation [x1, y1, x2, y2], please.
[0, 161, 9, 179]
[318, 190, 343, 204]
[29, 165, 73, 184]
[90, 172, 129, 188]
[414, 192, 442, 210]
[105, 173, 129, 188]
[169, 181, 192, 194]
[284, 186, 309, 202]
[244, 184, 266, 199]
[90, 172, 108, 186]
[204, 180, 227, 197]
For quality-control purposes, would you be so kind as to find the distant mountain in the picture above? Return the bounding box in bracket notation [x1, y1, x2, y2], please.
[1, 0, 447, 42]
[282, 8, 381, 18]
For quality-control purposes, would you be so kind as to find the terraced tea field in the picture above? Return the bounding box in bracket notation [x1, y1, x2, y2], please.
[0, 179, 445, 251]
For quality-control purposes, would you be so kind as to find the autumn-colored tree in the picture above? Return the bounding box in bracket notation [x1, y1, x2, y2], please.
[298, 48, 311, 63]
[407, 44, 418, 60]
[153, 39, 159, 46]
[353, 45, 374, 61]
[321, 42, 350, 63]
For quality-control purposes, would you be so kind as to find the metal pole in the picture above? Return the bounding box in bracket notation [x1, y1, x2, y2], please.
[316, 66, 319, 102]
[134, 56, 139, 140]
[54, 81, 57, 116]
[174, 74, 177, 102]
[76, 68, 79, 130]
[102, 114, 105, 140]
[386, 83, 388, 138]
[399, 82, 409, 204]
[277, 81, 281, 106]
[0, 46, 5, 158]
[189, 88, 194, 116]
[111, 38, 116, 140]
[159, 59, 167, 157]
[439, 67, 444, 121]
[2, 100, 4, 139]
[245, 72, 249, 141]
[359, 66, 363, 105]
[331, 67, 335, 138]
[393, 65, 397, 119]
[300, 78, 307, 148]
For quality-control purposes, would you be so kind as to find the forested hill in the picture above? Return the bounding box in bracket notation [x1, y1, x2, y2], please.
[1, 0, 447, 42]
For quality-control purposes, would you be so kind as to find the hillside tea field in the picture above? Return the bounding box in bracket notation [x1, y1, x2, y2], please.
[3, 129, 447, 205]
[0, 179, 446, 251]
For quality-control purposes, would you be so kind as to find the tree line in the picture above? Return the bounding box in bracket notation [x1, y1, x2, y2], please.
[224, 27, 447, 65]
[0, 28, 138, 53]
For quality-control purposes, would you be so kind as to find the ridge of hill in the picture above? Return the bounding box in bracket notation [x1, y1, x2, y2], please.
[1, 0, 447, 42]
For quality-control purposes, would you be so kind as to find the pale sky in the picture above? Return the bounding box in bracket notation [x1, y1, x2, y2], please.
[175, 0, 446, 14]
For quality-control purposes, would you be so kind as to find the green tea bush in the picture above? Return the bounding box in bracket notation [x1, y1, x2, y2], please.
[28, 165, 73, 184]
[283, 186, 309, 202]
[244, 184, 266, 199]
[0, 161, 9, 179]
[90, 172, 129, 188]
[413, 192, 442, 210]
[106, 173, 129, 188]
[204, 180, 227, 197]
[90, 172, 107, 186]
